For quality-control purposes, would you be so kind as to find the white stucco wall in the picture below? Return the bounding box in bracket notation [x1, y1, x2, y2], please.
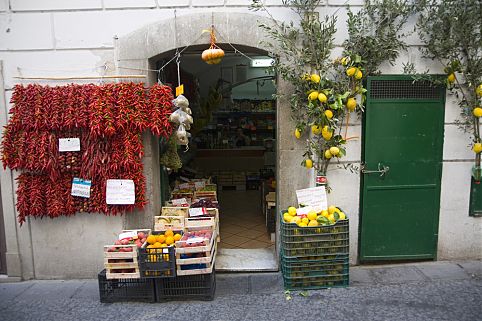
[0, 0, 480, 279]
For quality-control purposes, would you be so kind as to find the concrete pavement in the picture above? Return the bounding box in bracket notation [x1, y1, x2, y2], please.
[0, 260, 480, 321]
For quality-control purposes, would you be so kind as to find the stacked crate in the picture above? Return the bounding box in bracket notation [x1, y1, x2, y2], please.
[280, 210, 349, 290]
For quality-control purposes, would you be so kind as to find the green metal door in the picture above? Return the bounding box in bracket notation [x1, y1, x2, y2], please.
[360, 76, 445, 261]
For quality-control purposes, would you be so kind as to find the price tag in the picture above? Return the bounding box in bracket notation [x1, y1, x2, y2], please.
[189, 207, 207, 217]
[59, 138, 80, 152]
[172, 198, 188, 206]
[71, 178, 91, 198]
[176, 84, 184, 97]
[186, 237, 205, 244]
[162, 248, 169, 254]
[178, 183, 190, 190]
[106, 179, 135, 205]
[195, 181, 205, 190]
[118, 231, 137, 240]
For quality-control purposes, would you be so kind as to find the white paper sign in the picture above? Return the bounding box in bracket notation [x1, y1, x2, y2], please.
[71, 178, 91, 198]
[172, 198, 188, 206]
[295, 186, 328, 212]
[186, 237, 205, 244]
[195, 181, 206, 190]
[118, 231, 137, 240]
[59, 138, 80, 152]
[189, 208, 207, 217]
[106, 179, 135, 205]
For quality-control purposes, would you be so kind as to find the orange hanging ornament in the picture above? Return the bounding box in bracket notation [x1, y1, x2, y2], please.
[201, 27, 225, 65]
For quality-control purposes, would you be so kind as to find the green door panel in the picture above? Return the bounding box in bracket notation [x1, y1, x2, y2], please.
[360, 76, 445, 262]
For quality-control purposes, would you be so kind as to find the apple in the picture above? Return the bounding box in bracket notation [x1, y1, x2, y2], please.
[115, 240, 122, 245]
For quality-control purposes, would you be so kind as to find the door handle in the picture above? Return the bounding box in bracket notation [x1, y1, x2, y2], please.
[361, 163, 390, 177]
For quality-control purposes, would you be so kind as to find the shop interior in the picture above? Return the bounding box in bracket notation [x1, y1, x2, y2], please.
[157, 46, 277, 267]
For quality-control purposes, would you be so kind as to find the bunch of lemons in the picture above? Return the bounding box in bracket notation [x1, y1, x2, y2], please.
[283, 206, 346, 227]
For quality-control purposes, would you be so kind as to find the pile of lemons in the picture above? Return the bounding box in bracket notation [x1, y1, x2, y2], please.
[283, 206, 346, 227]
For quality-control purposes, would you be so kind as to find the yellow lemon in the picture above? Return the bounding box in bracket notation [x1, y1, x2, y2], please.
[473, 107, 482, 117]
[341, 57, 349, 66]
[302, 73, 311, 81]
[346, 67, 357, 77]
[308, 91, 319, 101]
[328, 205, 336, 214]
[294, 128, 302, 139]
[288, 206, 297, 216]
[311, 74, 321, 83]
[328, 213, 335, 222]
[307, 211, 317, 221]
[318, 92, 327, 103]
[301, 217, 309, 224]
[339, 212, 346, 220]
[477, 84, 482, 97]
[324, 149, 333, 159]
[473, 143, 482, 153]
[334, 207, 341, 213]
[322, 130, 333, 141]
[355, 69, 363, 80]
[321, 210, 329, 217]
[311, 125, 322, 135]
[173, 233, 182, 241]
[447, 73, 456, 83]
[291, 216, 301, 224]
[305, 159, 313, 169]
[308, 220, 319, 227]
[329, 146, 340, 156]
[298, 222, 308, 227]
[324, 110, 333, 119]
[283, 212, 293, 222]
[346, 97, 357, 111]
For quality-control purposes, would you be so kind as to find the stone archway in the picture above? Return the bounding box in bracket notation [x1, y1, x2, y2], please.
[115, 12, 312, 265]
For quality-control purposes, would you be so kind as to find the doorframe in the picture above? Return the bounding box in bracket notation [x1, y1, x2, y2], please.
[358, 74, 446, 263]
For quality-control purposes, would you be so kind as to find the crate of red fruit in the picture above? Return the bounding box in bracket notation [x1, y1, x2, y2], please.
[139, 230, 182, 278]
[103, 229, 150, 279]
[175, 229, 217, 276]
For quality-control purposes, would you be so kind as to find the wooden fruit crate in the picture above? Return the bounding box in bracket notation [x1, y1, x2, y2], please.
[103, 244, 140, 279]
[193, 191, 217, 201]
[154, 216, 184, 231]
[161, 207, 189, 217]
[185, 216, 216, 229]
[175, 230, 217, 276]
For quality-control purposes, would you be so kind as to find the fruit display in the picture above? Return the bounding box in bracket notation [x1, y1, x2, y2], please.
[283, 205, 347, 227]
[176, 230, 213, 248]
[154, 216, 184, 231]
[106, 231, 148, 252]
[190, 198, 219, 209]
[145, 229, 182, 249]
[161, 207, 189, 217]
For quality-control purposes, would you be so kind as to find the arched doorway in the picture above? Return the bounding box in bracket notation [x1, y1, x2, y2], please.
[115, 12, 313, 271]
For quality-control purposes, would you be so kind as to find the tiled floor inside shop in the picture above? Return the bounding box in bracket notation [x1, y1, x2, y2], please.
[218, 190, 275, 249]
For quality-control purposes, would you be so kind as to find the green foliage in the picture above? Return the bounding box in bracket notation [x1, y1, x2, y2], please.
[416, 0, 482, 169]
[344, 0, 416, 75]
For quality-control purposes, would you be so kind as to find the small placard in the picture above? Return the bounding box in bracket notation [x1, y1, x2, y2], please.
[71, 178, 91, 198]
[162, 248, 169, 253]
[194, 181, 206, 190]
[172, 198, 188, 206]
[189, 207, 207, 217]
[106, 179, 135, 205]
[295, 186, 328, 212]
[118, 231, 137, 240]
[186, 237, 205, 244]
[176, 84, 184, 97]
[59, 138, 80, 152]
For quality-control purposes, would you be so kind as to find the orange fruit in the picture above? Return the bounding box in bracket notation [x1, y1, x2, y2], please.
[165, 236, 174, 246]
[156, 234, 166, 243]
[173, 233, 182, 241]
[164, 229, 174, 238]
[153, 242, 162, 248]
[146, 235, 157, 245]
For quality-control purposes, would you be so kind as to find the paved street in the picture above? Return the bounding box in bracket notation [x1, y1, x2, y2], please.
[0, 260, 480, 321]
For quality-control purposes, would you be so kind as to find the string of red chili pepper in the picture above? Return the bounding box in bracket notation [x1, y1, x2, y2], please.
[147, 83, 174, 137]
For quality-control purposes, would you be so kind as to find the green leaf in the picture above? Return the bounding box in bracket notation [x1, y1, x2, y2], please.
[334, 212, 340, 220]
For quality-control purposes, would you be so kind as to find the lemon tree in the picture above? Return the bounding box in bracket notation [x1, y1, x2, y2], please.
[416, 0, 482, 178]
[251, 0, 366, 182]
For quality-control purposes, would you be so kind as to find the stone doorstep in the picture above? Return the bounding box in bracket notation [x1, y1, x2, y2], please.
[0, 275, 22, 283]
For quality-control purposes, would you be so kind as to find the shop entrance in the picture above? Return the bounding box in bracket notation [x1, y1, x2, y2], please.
[360, 76, 445, 262]
[156, 46, 278, 270]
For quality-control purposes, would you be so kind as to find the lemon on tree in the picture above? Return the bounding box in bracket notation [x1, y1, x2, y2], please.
[308, 91, 319, 101]
[473, 143, 482, 153]
[318, 92, 327, 103]
[312, 125, 322, 135]
[305, 159, 313, 169]
[329, 146, 340, 157]
[477, 84, 482, 97]
[346, 67, 357, 77]
[355, 69, 363, 80]
[322, 126, 333, 140]
[341, 56, 349, 66]
[346, 97, 357, 112]
[447, 73, 456, 83]
[324, 109, 333, 119]
[294, 128, 302, 139]
[324, 149, 333, 159]
[311, 74, 321, 83]
[473, 107, 482, 117]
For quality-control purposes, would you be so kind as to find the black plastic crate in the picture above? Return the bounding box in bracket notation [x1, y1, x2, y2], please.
[155, 270, 216, 301]
[98, 269, 156, 303]
[139, 244, 176, 278]
[281, 258, 349, 290]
